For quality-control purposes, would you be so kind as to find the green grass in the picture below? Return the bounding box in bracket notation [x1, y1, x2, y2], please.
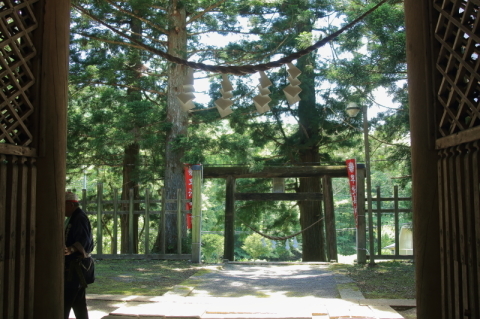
[87, 259, 416, 300]
[87, 259, 202, 296]
[334, 260, 416, 299]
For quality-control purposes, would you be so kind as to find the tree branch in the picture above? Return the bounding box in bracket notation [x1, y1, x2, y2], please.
[187, 0, 228, 24]
[73, 0, 389, 75]
[75, 81, 166, 96]
[103, 0, 169, 34]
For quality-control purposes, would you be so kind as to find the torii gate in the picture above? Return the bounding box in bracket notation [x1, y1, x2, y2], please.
[197, 164, 367, 263]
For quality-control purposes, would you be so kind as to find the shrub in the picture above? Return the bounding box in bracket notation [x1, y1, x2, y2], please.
[242, 233, 272, 260]
[201, 233, 224, 263]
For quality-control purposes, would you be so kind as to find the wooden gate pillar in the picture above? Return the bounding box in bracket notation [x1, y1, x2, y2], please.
[224, 176, 236, 261]
[356, 166, 367, 264]
[323, 176, 337, 262]
[32, 0, 71, 317]
[191, 165, 203, 263]
[404, 0, 442, 317]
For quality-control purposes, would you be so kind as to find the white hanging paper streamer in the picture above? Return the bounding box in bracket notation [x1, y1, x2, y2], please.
[215, 74, 234, 118]
[271, 240, 276, 250]
[253, 71, 272, 114]
[285, 239, 290, 251]
[283, 63, 302, 105]
[292, 237, 299, 249]
[177, 68, 196, 112]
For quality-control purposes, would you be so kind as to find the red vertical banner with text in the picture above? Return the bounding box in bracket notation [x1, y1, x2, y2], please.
[346, 159, 358, 228]
[184, 164, 193, 229]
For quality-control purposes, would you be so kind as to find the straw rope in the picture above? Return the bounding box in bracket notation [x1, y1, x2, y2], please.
[242, 217, 325, 241]
[73, 0, 389, 75]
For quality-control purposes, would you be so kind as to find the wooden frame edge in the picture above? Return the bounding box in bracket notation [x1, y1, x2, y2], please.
[0, 144, 37, 157]
[436, 126, 480, 150]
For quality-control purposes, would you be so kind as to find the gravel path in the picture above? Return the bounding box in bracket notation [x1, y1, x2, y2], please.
[187, 263, 340, 298]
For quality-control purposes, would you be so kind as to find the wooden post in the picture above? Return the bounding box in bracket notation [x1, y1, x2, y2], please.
[33, 0, 71, 316]
[5, 157, 18, 319]
[82, 189, 87, 213]
[191, 165, 202, 263]
[113, 188, 118, 254]
[160, 188, 166, 254]
[404, 0, 442, 317]
[177, 188, 182, 255]
[26, 158, 36, 317]
[96, 183, 103, 255]
[394, 186, 400, 256]
[145, 188, 150, 255]
[356, 166, 367, 264]
[128, 188, 134, 254]
[224, 176, 236, 261]
[16, 157, 28, 319]
[376, 186, 382, 256]
[0, 156, 6, 317]
[323, 176, 337, 262]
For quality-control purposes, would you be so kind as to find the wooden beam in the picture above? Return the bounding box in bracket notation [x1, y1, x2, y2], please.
[33, 0, 70, 317]
[405, 0, 442, 317]
[203, 165, 361, 178]
[235, 192, 322, 201]
[0, 144, 36, 157]
[436, 126, 480, 150]
[368, 255, 414, 260]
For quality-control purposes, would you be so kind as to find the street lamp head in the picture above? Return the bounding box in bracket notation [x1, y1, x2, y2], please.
[346, 102, 361, 118]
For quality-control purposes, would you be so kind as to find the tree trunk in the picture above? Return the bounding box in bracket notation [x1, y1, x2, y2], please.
[119, 15, 143, 254]
[298, 148, 326, 261]
[296, 44, 326, 261]
[153, 0, 188, 253]
[121, 143, 140, 253]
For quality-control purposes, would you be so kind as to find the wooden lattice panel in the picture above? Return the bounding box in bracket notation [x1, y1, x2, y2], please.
[434, 0, 480, 137]
[0, 0, 38, 147]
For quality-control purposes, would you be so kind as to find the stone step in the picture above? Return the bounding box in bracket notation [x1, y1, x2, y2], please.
[106, 297, 407, 319]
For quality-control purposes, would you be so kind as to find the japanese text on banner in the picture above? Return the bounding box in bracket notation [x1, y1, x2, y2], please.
[346, 159, 358, 228]
[183, 164, 193, 229]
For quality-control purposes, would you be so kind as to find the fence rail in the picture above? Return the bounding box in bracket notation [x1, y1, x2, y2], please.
[368, 185, 413, 261]
[74, 183, 413, 262]
[75, 183, 192, 258]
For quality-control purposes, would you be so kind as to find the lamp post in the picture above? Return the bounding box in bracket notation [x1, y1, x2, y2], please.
[346, 103, 375, 266]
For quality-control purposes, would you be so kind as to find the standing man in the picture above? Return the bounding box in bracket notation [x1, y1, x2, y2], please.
[64, 191, 95, 319]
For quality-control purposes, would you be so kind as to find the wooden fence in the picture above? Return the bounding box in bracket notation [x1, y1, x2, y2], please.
[369, 185, 413, 261]
[78, 183, 193, 260]
[77, 182, 412, 263]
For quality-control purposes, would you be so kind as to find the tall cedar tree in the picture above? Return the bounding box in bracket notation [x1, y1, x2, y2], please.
[192, 0, 360, 261]
[70, 0, 274, 253]
[188, 0, 407, 261]
[69, 0, 407, 259]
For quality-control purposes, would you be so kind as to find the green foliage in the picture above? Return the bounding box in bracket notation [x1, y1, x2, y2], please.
[201, 233, 225, 263]
[269, 239, 302, 261]
[342, 261, 415, 299]
[242, 233, 273, 260]
[88, 260, 201, 296]
[68, 0, 411, 260]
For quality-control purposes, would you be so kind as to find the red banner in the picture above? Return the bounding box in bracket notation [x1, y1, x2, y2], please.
[346, 159, 358, 228]
[186, 213, 192, 229]
[184, 165, 193, 229]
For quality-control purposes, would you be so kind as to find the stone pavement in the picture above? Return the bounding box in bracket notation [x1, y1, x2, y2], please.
[80, 262, 416, 319]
